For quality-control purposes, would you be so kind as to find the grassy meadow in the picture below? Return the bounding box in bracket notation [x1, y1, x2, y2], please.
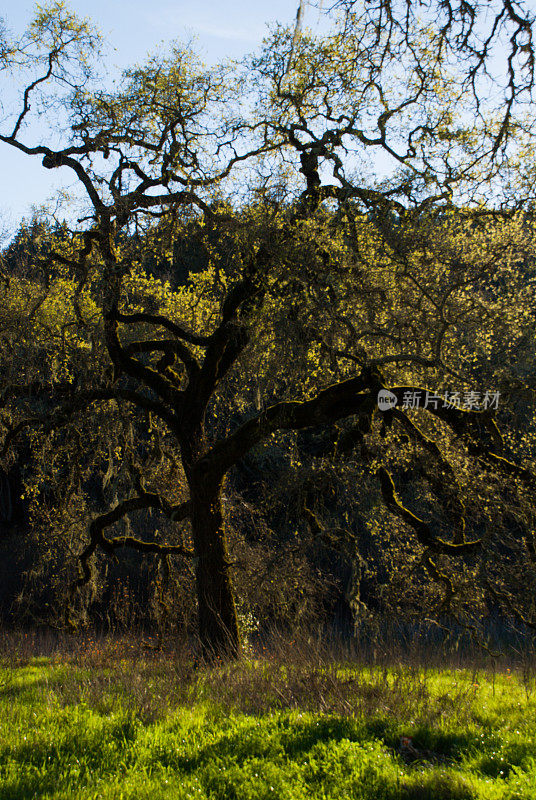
[1, 632, 536, 800]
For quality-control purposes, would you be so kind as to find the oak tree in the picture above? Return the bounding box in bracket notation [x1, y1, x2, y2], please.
[1, 1, 535, 658]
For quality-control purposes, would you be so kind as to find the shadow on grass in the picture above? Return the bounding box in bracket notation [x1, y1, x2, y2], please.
[0, 774, 61, 800]
[150, 715, 365, 773]
[0, 717, 139, 800]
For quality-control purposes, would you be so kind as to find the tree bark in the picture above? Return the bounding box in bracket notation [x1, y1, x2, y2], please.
[189, 472, 240, 661]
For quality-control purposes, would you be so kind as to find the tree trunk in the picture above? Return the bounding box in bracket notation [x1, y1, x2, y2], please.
[189, 475, 240, 661]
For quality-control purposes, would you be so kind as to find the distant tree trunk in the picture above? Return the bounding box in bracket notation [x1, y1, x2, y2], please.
[188, 470, 240, 661]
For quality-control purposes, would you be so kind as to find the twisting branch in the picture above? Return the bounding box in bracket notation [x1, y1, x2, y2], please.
[376, 466, 480, 554]
[114, 310, 211, 346]
[388, 386, 504, 451]
[332, 1, 534, 157]
[201, 369, 378, 478]
[0, 385, 178, 459]
[0, 136, 107, 214]
[68, 495, 193, 622]
[10, 48, 58, 140]
[391, 407, 467, 543]
[387, 387, 536, 487]
[124, 338, 200, 379]
[103, 316, 185, 408]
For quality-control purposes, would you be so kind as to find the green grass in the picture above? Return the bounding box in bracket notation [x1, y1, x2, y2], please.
[1, 642, 536, 799]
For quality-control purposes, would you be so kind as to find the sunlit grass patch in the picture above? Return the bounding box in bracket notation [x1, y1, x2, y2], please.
[1, 646, 536, 799]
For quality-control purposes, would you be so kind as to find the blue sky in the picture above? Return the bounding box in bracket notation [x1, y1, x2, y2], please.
[1, 0, 315, 235]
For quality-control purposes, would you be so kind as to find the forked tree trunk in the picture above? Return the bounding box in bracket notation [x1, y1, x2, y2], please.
[189, 474, 240, 661]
